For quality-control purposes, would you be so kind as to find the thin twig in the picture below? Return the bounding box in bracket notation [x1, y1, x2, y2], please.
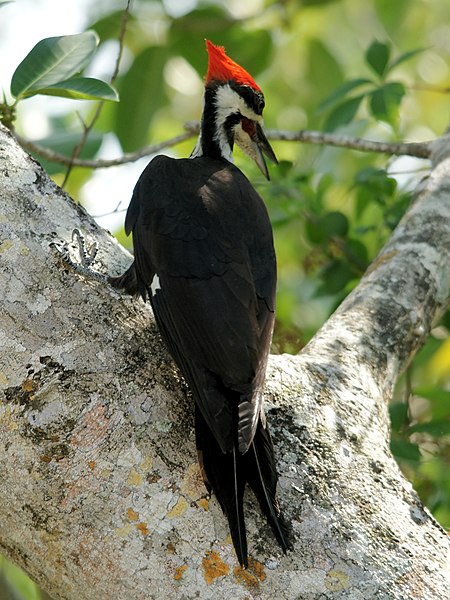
[61, 0, 132, 187]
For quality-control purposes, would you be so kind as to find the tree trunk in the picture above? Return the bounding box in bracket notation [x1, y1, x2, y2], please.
[0, 123, 449, 599]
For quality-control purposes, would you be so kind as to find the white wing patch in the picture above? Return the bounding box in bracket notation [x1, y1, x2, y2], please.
[150, 274, 161, 295]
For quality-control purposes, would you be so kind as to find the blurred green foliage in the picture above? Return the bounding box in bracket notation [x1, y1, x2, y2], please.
[2, 0, 450, 597]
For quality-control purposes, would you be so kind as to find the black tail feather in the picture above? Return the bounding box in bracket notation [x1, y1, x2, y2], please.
[196, 407, 248, 567]
[246, 425, 292, 553]
[195, 408, 291, 567]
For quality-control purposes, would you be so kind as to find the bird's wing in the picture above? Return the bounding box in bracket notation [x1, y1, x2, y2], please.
[128, 155, 276, 453]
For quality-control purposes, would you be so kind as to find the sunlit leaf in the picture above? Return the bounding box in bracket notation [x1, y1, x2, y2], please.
[21, 77, 118, 101]
[365, 40, 391, 78]
[11, 32, 99, 99]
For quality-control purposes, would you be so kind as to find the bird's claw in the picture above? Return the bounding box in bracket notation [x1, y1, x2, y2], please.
[50, 228, 107, 284]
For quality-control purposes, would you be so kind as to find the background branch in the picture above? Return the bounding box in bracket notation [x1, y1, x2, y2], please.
[16, 124, 432, 170]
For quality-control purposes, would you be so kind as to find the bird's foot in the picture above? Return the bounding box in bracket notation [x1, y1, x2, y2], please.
[50, 228, 108, 284]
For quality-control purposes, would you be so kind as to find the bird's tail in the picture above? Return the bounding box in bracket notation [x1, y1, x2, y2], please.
[195, 407, 291, 568]
[245, 422, 292, 554]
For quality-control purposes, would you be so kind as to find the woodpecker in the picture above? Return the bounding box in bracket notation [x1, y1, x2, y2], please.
[111, 40, 291, 567]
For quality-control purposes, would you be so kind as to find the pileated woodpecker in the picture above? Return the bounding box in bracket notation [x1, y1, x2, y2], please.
[111, 40, 291, 567]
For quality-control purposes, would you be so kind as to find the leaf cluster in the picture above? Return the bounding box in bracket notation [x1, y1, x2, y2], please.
[0, 32, 118, 131]
[319, 41, 423, 131]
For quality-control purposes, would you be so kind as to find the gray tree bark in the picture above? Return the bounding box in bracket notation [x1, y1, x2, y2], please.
[0, 122, 449, 600]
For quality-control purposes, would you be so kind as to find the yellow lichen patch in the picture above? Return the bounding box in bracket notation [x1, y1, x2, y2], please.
[136, 522, 149, 536]
[88, 460, 96, 470]
[234, 557, 266, 591]
[181, 462, 205, 500]
[21, 379, 37, 393]
[167, 496, 188, 518]
[139, 455, 153, 472]
[0, 240, 13, 253]
[202, 550, 229, 585]
[127, 507, 139, 521]
[20, 245, 30, 256]
[174, 565, 187, 581]
[197, 497, 209, 511]
[325, 569, 350, 591]
[126, 467, 143, 487]
[115, 524, 133, 538]
[0, 372, 8, 385]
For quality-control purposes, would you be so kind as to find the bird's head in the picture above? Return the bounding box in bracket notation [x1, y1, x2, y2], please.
[195, 40, 277, 179]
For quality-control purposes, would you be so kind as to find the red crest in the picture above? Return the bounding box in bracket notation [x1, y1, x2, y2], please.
[205, 39, 261, 91]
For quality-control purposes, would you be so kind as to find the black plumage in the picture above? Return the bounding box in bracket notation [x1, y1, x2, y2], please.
[110, 40, 291, 567]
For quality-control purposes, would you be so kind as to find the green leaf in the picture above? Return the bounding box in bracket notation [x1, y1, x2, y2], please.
[306, 39, 344, 111]
[355, 167, 397, 197]
[115, 46, 167, 152]
[318, 260, 354, 295]
[369, 82, 405, 125]
[318, 78, 372, 113]
[344, 239, 369, 270]
[324, 95, 363, 131]
[319, 211, 349, 237]
[25, 77, 118, 101]
[415, 387, 450, 404]
[365, 40, 391, 78]
[409, 420, 450, 437]
[389, 402, 409, 432]
[11, 32, 99, 99]
[390, 439, 421, 462]
[389, 47, 425, 71]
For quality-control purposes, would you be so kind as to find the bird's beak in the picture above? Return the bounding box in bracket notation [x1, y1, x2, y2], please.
[235, 120, 278, 180]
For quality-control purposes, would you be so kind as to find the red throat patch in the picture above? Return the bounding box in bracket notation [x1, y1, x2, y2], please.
[205, 39, 261, 91]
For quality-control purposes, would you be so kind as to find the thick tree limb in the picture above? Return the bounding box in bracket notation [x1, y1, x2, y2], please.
[0, 123, 449, 599]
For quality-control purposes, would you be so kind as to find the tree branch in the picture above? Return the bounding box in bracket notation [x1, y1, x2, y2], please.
[16, 123, 432, 171]
[0, 123, 449, 599]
